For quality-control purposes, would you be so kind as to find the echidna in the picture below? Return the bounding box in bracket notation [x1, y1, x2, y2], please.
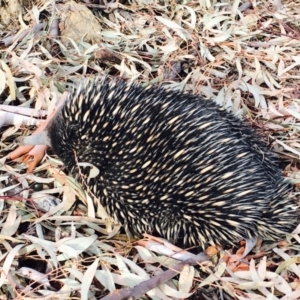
[17, 77, 299, 248]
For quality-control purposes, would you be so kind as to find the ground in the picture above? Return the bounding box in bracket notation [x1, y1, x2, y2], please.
[0, 0, 300, 299]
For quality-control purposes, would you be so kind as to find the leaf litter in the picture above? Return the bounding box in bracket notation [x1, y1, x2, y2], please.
[0, 0, 300, 299]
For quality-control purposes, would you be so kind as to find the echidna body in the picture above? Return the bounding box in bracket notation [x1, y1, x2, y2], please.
[26, 77, 298, 247]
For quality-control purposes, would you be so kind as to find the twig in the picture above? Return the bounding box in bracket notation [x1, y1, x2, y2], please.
[0, 23, 45, 48]
[101, 258, 202, 300]
[0, 104, 47, 118]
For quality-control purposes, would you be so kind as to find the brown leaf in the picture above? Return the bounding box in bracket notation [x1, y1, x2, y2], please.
[23, 145, 49, 173]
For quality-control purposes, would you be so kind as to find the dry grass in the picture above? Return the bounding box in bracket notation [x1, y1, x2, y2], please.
[0, 0, 300, 299]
